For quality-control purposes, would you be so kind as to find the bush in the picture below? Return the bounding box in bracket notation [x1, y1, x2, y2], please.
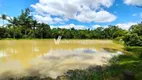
[123, 33, 142, 46]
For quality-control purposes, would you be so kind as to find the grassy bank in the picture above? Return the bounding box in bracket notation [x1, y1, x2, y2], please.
[0, 38, 54, 40]
[0, 38, 112, 40]
[125, 46, 142, 58]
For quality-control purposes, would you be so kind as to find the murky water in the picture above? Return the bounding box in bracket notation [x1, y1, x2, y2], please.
[0, 40, 123, 78]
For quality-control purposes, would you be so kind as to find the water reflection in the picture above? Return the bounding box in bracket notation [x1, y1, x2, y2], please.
[0, 40, 124, 78]
[75, 48, 97, 53]
[0, 52, 7, 57]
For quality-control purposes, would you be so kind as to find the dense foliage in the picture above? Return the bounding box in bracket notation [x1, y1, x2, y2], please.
[0, 8, 142, 47]
[123, 24, 142, 46]
[0, 8, 126, 39]
[0, 8, 51, 39]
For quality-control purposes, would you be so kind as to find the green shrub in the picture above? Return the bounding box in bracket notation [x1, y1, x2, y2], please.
[123, 33, 142, 46]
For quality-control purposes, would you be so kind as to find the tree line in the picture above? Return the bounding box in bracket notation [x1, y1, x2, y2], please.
[0, 8, 142, 46]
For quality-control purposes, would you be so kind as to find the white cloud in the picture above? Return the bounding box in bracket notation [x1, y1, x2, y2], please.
[94, 10, 117, 23]
[92, 25, 109, 29]
[0, 14, 10, 26]
[92, 25, 101, 29]
[132, 12, 142, 18]
[132, 13, 137, 16]
[92, 22, 138, 30]
[34, 14, 68, 24]
[0, 21, 2, 26]
[53, 18, 63, 23]
[140, 13, 142, 18]
[116, 22, 137, 30]
[51, 24, 88, 30]
[34, 14, 54, 24]
[31, 0, 116, 24]
[75, 10, 116, 23]
[0, 15, 3, 26]
[93, 22, 138, 30]
[50, 22, 138, 30]
[124, 0, 142, 6]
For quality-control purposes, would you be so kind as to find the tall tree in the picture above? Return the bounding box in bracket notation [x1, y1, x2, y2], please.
[0, 14, 7, 27]
[18, 8, 33, 38]
[129, 24, 142, 36]
[32, 20, 38, 38]
[7, 17, 18, 38]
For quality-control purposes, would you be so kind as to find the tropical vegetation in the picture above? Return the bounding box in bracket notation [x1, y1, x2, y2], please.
[0, 8, 142, 80]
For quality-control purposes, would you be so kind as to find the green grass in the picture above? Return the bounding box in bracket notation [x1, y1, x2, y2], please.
[125, 46, 142, 59]
[105, 54, 142, 80]
[0, 38, 54, 40]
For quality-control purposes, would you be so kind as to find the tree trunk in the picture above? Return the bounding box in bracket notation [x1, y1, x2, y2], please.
[3, 20, 4, 27]
[34, 27, 35, 38]
[25, 29, 27, 38]
[13, 25, 15, 39]
[41, 32, 43, 39]
[41, 28, 43, 39]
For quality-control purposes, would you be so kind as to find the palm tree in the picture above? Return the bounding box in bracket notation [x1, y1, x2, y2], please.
[0, 14, 7, 27]
[7, 17, 18, 38]
[32, 20, 38, 38]
[18, 8, 32, 38]
[38, 23, 44, 39]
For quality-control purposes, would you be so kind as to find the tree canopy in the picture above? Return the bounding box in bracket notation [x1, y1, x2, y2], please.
[0, 8, 142, 47]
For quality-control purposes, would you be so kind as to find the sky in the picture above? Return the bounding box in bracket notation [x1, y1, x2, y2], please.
[0, 0, 142, 30]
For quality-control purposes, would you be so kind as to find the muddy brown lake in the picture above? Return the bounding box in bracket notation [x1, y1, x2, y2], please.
[0, 40, 124, 78]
